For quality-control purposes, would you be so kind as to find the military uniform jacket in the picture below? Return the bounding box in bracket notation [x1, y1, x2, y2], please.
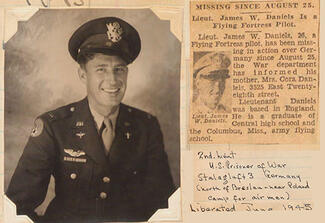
[6, 98, 175, 223]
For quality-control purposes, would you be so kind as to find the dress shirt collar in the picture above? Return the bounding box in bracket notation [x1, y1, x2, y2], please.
[88, 103, 120, 131]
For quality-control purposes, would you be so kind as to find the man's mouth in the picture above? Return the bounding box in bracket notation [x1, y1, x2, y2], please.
[101, 87, 120, 94]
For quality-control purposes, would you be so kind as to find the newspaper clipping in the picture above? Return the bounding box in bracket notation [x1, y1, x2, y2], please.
[189, 0, 319, 145]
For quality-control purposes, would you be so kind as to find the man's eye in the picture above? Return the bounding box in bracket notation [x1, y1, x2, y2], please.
[114, 66, 127, 74]
[96, 68, 105, 72]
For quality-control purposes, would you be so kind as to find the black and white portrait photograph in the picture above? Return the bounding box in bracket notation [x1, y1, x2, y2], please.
[192, 51, 232, 113]
[4, 8, 180, 223]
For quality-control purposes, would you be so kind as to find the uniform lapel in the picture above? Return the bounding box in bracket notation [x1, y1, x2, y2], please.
[72, 98, 107, 166]
[71, 100, 139, 169]
[109, 104, 138, 170]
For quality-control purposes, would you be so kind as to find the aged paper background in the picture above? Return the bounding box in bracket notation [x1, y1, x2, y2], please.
[1, 0, 325, 223]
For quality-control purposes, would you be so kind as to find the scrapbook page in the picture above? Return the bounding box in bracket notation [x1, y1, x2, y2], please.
[0, 0, 323, 223]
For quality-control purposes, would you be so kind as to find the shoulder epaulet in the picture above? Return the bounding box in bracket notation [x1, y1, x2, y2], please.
[123, 104, 155, 120]
[40, 103, 77, 122]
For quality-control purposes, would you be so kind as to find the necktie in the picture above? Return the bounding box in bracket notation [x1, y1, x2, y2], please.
[101, 117, 114, 155]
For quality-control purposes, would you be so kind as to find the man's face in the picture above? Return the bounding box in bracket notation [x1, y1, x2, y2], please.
[79, 53, 128, 113]
[196, 76, 225, 110]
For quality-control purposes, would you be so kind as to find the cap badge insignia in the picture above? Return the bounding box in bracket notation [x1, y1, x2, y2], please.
[106, 22, 123, 43]
[64, 149, 86, 157]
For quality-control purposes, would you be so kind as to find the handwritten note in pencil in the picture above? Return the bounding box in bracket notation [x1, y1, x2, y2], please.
[192, 149, 312, 212]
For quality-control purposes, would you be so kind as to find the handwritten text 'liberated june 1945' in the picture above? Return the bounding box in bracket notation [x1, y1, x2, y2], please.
[192, 150, 312, 212]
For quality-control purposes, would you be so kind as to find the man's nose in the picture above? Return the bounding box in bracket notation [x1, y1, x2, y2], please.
[104, 70, 117, 84]
[211, 82, 220, 92]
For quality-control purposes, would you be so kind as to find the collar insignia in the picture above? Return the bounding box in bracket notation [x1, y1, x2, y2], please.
[106, 22, 123, 43]
[76, 121, 84, 127]
[64, 149, 86, 157]
[125, 132, 131, 140]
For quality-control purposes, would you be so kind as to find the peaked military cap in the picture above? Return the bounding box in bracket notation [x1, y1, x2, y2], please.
[69, 17, 141, 64]
[193, 52, 231, 80]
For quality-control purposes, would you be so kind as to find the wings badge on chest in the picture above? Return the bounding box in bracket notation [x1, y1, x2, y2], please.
[63, 149, 87, 163]
[64, 149, 85, 157]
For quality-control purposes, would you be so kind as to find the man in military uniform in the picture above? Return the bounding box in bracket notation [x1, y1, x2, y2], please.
[192, 52, 231, 113]
[6, 17, 175, 223]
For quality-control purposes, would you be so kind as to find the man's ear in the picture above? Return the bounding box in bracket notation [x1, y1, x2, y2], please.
[195, 78, 201, 89]
[219, 79, 226, 93]
[78, 67, 87, 84]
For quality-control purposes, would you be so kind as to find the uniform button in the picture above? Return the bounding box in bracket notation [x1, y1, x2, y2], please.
[133, 171, 137, 175]
[103, 177, 110, 183]
[70, 173, 77, 180]
[70, 107, 75, 112]
[100, 192, 107, 199]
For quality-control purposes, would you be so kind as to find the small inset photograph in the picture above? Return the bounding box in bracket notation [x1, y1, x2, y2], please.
[192, 51, 232, 113]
